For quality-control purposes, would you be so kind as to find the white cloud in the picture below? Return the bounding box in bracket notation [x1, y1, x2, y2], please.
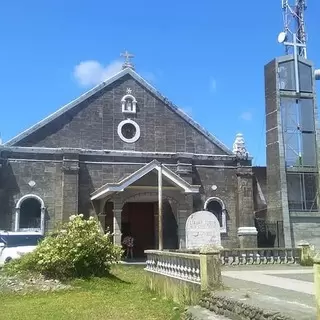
[240, 111, 253, 121]
[210, 78, 217, 92]
[73, 60, 123, 87]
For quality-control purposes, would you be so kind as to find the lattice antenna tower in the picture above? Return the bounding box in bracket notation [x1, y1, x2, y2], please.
[281, 0, 307, 58]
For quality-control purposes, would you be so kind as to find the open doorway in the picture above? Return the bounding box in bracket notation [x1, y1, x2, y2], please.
[121, 202, 155, 258]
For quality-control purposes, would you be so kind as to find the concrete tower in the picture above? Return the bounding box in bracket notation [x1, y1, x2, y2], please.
[264, 1, 320, 248]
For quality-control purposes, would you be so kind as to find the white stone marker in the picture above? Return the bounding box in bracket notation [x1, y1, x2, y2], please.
[186, 210, 221, 249]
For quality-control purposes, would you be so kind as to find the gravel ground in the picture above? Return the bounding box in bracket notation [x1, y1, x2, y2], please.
[0, 272, 71, 293]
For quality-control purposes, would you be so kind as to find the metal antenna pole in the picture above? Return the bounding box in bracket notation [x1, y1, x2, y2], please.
[280, 1, 319, 80]
[281, 0, 307, 58]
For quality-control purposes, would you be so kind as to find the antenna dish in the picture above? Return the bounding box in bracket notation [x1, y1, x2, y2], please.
[277, 32, 287, 43]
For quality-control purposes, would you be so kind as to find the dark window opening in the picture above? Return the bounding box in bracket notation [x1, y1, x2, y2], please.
[287, 173, 318, 211]
[207, 201, 223, 227]
[20, 198, 41, 230]
[121, 123, 136, 139]
[124, 98, 134, 112]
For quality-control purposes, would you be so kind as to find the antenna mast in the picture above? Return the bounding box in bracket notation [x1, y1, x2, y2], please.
[281, 0, 307, 58]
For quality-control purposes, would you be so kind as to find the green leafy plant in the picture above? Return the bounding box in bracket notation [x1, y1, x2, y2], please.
[300, 256, 314, 266]
[5, 214, 123, 279]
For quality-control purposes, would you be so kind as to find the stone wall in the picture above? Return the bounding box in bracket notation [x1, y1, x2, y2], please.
[194, 165, 239, 248]
[197, 294, 294, 320]
[0, 159, 62, 231]
[0, 156, 148, 232]
[252, 166, 267, 219]
[0, 147, 253, 249]
[13, 75, 227, 155]
[264, 59, 285, 225]
[78, 162, 144, 217]
[291, 219, 320, 249]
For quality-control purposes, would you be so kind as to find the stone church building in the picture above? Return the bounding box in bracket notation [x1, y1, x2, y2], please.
[0, 58, 267, 255]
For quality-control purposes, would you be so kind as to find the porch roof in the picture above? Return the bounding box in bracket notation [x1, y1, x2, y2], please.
[90, 160, 200, 201]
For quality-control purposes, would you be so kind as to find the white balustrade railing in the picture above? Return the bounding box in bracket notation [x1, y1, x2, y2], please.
[220, 248, 301, 266]
[145, 250, 201, 284]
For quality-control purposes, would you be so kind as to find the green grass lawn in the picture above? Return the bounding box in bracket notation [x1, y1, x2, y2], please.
[1, 265, 183, 320]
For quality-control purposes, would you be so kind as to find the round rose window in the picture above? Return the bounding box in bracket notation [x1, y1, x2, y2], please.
[121, 123, 136, 140]
[117, 119, 140, 143]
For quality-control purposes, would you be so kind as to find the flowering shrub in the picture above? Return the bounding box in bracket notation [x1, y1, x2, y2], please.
[6, 214, 123, 279]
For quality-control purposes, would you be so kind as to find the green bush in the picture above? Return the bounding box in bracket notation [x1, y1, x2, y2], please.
[300, 255, 314, 267]
[5, 214, 123, 279]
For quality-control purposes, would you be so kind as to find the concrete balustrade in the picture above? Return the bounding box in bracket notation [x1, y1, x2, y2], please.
[145, 247, 222, 304]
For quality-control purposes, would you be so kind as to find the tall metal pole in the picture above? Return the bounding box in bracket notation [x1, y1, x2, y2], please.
[158, 164, 163, 250]
[293, 34, 300, 93]
[281, 0, 307, 58]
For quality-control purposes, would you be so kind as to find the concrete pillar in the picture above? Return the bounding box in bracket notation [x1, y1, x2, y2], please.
[40, 207, 46, 235]
[236, 168, 257, 248]
[298, 240, 313, 265]
[14, 208, 20, 232]
[199, 246, 222, 290]
[177, 194, 193, 249]
[178, 209, 187, 249]
[238, 227, 258, 248]
[113, 198, 123, 246]
[61, 153, 79, 222]
[176, 165, 193, 248]
[314, 253, 320, 319]
[154, 203, 159, 249]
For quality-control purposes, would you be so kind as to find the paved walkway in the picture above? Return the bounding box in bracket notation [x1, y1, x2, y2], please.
[222, 266, 314, 295]
[221, 265, 316, 319]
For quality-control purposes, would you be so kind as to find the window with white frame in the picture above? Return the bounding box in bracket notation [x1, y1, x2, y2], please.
[204, 197, 227, 233]
[117, 119, 140, 143]
[15, 194, 46, 234]
[121, 94, 137, 114]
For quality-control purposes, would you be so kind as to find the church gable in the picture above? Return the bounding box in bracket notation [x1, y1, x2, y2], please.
[6, 68, 232, 155]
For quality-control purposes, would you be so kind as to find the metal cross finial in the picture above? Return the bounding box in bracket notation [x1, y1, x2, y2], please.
[120, 50, 135, 70]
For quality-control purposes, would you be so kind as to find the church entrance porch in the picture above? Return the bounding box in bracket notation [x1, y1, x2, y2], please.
[91, 160, 200, 253]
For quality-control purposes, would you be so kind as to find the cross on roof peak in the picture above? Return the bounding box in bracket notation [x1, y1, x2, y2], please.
[120, 50, 135, 70]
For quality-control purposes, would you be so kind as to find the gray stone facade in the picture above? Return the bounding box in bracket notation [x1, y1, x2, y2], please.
[0, 68, 259, 250]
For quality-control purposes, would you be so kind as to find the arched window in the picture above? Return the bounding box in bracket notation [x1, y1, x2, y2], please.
[204, 197, 227, 233]
[15, 194, 45, 234]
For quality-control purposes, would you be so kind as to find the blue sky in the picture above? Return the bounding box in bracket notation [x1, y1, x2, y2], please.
[0, 1, 319, 165]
